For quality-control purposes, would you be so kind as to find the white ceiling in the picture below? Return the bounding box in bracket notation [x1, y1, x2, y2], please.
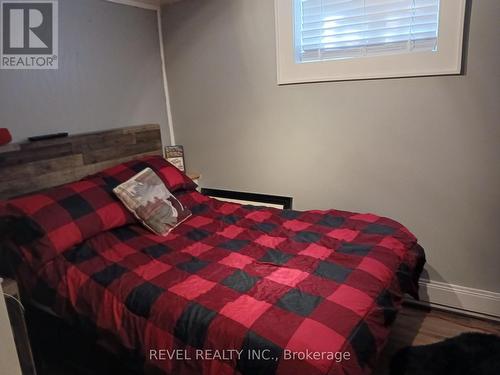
[106, 0, 184, 9]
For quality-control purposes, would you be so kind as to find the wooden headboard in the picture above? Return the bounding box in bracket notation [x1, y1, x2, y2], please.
[0, 124, 162, 200]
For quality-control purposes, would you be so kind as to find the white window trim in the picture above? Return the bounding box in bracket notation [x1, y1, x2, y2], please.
[274, 0, 467, 84]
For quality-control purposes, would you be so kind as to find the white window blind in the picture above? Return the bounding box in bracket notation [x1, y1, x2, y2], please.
[295, 0, 440, 63]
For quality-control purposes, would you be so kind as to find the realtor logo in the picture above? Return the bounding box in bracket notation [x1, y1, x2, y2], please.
[1, 0, 58, 69]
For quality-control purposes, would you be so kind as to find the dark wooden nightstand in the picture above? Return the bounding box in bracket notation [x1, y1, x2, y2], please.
[1, 278, 37, 375]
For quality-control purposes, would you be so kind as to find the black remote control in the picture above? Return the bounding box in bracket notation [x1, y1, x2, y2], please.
[28, 132, 69, 142]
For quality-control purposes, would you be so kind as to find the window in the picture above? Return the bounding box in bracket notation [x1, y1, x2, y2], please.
[275, 0, 467, 84]
[296, 0, 440, 62]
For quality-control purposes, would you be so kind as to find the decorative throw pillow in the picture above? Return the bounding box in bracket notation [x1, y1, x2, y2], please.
[1, 177, 136, 263]
[91, 155, 197, 193]
[113, 168, 191, 236]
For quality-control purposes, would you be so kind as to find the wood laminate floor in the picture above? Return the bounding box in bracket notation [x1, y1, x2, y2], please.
[373, 304, 500, 375]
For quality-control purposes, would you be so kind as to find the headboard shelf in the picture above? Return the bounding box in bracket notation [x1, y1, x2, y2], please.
[0, 124, 162, 200]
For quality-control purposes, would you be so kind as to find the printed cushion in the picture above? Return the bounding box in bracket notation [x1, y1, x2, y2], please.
[92, 155, 196, 193]
[2, 177, 136, 263]
[113, 168, 191, 236]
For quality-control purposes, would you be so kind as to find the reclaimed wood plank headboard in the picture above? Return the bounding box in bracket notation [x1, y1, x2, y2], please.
[0, 124, 162, 200]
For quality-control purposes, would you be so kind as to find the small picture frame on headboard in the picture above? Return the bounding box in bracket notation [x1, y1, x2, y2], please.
[165, 145, 186, 172]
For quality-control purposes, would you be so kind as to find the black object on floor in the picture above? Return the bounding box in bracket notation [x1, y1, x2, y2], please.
[390, 332, 500, 375]
[25, 305, 142, 375]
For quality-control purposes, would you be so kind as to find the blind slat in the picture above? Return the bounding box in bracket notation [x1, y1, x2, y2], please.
[301, 17, 438, 40]
[301, 5, 438, 26]
[294, 0, 440, 62]
[301, 0, 438, 20]
[301, 0, 438, 13]
[302, 30, 438, 50]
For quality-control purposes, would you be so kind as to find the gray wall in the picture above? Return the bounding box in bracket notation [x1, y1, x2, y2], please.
[162, 0, 500, 293]
[0, 0, 169, 144]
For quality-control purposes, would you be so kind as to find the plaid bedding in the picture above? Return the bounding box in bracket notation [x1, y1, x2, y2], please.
[10, 190, 425, 375]
[4, 178, 135, 263]
[92, 155, 197, 193]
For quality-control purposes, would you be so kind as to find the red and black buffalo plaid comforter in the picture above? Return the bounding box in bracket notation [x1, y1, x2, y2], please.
[10, 190, 425, 375]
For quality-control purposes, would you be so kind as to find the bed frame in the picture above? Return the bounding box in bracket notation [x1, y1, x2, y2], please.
[0, 124, 162, 200]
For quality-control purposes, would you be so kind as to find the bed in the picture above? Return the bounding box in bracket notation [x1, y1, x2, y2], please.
[0, 125, 425, 375]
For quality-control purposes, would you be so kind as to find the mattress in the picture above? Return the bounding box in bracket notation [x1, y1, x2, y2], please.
[11, 190, 425, 375]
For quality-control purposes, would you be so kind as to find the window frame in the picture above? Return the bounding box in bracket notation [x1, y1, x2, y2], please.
[274, 0, 467, 84]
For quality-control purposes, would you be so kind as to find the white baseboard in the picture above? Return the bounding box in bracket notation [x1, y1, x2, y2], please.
[405, 279, 500, 321]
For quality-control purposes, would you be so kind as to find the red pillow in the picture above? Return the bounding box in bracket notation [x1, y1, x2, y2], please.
[91, 156, 196, 193]
[0, 128, 12, 146]
[3, 178, 135, 262]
